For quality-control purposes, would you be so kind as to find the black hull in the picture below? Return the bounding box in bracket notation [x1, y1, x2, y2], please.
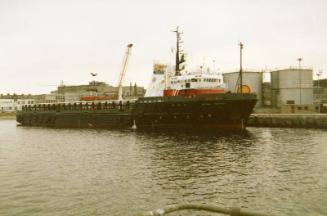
[133, 93, 256, 130]
[17, 110, 134, 129]
[16, 93, 257, 131]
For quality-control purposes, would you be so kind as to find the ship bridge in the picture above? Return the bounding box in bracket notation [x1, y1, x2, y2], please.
[169, 72, 226, 90]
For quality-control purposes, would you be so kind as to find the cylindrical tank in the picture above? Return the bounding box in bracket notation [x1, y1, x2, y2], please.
[271, 68, 313, 106]
[223, 71, 263, 107]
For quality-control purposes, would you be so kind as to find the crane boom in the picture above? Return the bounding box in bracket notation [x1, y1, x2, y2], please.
[117, 43, 133, 101]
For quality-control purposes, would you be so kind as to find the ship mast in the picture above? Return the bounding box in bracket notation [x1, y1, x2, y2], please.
[173, 27, 185, 76]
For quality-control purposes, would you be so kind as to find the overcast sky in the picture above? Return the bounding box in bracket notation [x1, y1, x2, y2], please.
[1, 0, 327, 94]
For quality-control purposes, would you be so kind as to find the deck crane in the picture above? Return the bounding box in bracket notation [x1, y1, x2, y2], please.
[117, 43, 133, 101]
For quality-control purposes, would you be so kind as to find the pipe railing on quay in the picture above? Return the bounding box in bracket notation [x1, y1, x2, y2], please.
[138, 204, 274, 216]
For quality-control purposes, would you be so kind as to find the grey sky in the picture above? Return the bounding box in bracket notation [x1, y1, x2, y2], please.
[1, 0, 327, 94]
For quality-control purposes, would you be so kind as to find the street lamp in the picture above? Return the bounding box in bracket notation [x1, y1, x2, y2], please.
[316, 70, 323, 113]
[317, 70, 323, 88]
[297, 58, 302, 104]
[239, 42, 244, 93]
[297, 58, 302, 68]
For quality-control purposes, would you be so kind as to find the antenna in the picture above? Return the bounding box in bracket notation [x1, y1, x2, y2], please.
[202, 56, 206, 70]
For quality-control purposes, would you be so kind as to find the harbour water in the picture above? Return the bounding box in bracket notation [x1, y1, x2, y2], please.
[0, 119, 327, 216]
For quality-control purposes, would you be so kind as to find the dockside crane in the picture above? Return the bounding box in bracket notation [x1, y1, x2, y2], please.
[117, 43, 133, 101]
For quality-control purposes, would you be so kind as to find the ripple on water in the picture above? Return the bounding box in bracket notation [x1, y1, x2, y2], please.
[0, 120, 327, 216]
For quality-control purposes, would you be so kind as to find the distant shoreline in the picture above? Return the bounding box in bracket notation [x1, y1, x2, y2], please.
[0, 112, 16, 119]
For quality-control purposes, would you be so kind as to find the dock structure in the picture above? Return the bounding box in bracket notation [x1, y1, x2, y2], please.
[248, 113, 327, 129]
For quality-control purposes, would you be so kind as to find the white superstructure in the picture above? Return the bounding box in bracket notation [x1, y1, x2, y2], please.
[168, 72, 225, 90]
[145, 63, 227, 97]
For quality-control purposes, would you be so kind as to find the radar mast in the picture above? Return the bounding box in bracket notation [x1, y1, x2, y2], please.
[172, 26, 186, 76]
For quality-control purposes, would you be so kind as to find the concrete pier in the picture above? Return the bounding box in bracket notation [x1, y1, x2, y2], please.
[248, 113, 327, 129]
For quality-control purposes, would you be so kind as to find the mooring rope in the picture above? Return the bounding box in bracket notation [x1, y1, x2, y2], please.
[138, 203, 273, 216]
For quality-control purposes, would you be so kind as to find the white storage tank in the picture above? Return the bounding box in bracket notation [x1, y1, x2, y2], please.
[271, 67, 313, 107]
[223, 71, 263, 107]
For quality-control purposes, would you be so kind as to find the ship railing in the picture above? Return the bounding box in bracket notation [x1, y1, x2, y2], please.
[138, 204, 273, 216]
[21, 101, 135, 112]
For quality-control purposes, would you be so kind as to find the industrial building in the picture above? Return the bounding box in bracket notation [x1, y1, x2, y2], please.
[223, 71, 263, 107]
[222, 67, 318, 113]
[271, 67, 314, 113]
[313, 78, 327, 112]
[51, 81, 145, 103]
[0, 81, 146, 112]
[0, 99, 35, 112]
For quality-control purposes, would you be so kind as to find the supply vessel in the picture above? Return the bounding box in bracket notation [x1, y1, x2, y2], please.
[16, 28, 257, 130]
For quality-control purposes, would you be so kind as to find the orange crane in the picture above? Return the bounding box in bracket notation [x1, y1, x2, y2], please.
[117, 43, 133, 101]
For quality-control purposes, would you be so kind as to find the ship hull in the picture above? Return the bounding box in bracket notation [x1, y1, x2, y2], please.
[16, 110, 134, 128]
[16, 93, 257, 131]
[133, 93, 257, 131]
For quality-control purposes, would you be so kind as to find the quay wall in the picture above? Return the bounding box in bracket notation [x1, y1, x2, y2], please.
[248, 114, 327, 129]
